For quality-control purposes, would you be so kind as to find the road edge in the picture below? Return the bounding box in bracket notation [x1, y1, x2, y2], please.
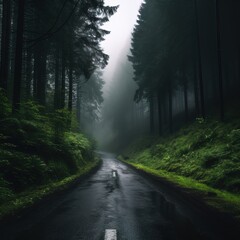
[118, 157, 240, 230]
[0, 158, 102, 223]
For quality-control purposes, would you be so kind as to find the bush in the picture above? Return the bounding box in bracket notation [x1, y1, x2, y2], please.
[0, 100, 95, 202]
[48, 161, 70, 180]
[48, 109, 72, 143]
[0, 89, 11, 119]
[0, 150, 47, 191]
[0, 177, 13, 203]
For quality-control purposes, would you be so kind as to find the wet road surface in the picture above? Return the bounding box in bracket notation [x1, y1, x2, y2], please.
[0, 152, 239, 240]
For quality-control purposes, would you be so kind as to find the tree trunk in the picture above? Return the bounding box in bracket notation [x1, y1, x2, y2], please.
[76, 80, 81, 126]
[0, 0, 11, 92]
[38, 48, 47, 106]
[194, 0, 205, 119]
[33, 47, 38, 99]
[54, 45, 60, 109]
[183, 76, 189, 122]
[68, 46, 73, 112]
[12, 0, 25, 113]
[61, 49, 66, 108]
[168, 80, 173, 133]
[157, 92, 162, 135]
[216, 0, 224, 121]
[34, 43, 47, 105]
[193, 60, 200, 117]
[149, 94, 154, 135]
[25, 48, 32, 99]
[239, 48, 240, 100]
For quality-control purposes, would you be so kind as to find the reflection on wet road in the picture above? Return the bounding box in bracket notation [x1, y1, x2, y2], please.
[0, 152, 238, 240]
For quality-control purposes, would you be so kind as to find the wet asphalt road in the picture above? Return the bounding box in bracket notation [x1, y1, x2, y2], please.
[0, 152, 239, 240]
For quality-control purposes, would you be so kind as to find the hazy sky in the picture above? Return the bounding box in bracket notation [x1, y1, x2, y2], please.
[101, 0, 143, 91]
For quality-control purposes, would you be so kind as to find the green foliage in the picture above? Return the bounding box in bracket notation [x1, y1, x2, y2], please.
[61, 133, 94, 169]
[0, 149, 47, 191]
[19, 101, 44, 121]
[0, 118, 23, 142]
[0, 101, 95, 205]
[0, 89, 11, 118]
[48, 160, 70, 180]
[49, 109, 72, 143]
[123, 118, 240, 194]
[0, 159, 100, 220]
[0, 177, 13, 202]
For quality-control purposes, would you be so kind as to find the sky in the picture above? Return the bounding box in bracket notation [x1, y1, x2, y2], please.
[101, 0, 143, 92]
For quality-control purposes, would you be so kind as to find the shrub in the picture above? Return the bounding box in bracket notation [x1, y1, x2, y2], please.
[0, 150, 47, 191]
[0, 177, 13, 203]
[0, 89, 11, 119]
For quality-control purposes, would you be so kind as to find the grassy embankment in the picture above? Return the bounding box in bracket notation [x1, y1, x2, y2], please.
[0, 91, 100, 220]
[120, 118, 240, 219]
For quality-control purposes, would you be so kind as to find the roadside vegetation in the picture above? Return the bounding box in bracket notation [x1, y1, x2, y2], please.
[120, 118, 240, 218]
[0, 90, 98, 219]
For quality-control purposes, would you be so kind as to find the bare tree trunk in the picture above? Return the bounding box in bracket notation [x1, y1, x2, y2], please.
[168, 80, 173, 133]
[12, 0, 25, 113]
[61, 49, 66, 108]
[25, 48, 32, 99]
[157, 92, 162, 135]
[194, 0, 205, 119]
[33, 48, 38, 99]
[54, 45, 60, 109]
[0, 0, 11, 92]
[216, 0, 224, 121]
[183, 75, 189, 122]
[76, 80, 81, 127]
[149, 94, 154, 135]
[193, 60, 200, 117]
[68, 56, 73, 112]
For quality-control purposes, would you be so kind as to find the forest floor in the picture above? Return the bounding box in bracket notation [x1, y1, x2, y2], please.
[119, 118, 240, 220]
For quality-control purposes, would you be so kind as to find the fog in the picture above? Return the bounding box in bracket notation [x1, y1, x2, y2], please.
[83, 0, 144, 150]
[83, 0, 240, 151]
[94, 44, 149, 151]
[101, 0, 143, 94]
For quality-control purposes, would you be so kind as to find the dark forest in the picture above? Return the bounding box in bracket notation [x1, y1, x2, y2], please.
[0, 1, 240, 239]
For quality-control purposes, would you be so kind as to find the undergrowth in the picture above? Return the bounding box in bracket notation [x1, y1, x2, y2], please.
[0, 90, 95, 206]
[123, 118, 240, 194]
[121, 118, 240, 216]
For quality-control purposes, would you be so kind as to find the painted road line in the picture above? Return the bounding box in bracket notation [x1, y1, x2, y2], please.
[104, 229, 117, 240]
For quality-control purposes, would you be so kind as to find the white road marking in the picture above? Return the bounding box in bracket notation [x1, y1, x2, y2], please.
[104, 229, 117, 240]
[112, 171, 116, 178]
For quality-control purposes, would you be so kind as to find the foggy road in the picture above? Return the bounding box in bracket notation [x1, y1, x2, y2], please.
[1, 152, 239, 240]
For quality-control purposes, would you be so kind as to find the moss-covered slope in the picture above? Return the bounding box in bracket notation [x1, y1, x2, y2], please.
[121, 118, 240, 217]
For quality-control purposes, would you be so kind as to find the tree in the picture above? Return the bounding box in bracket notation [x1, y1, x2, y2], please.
[0, 0, 11, 92]
[12, 0, 26, 112]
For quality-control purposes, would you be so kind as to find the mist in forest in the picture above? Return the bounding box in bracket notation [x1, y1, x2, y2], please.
[82, 0, 144, 149]
[90, 0, 240, 151]
[93, 42, 148, 151]
[101, 0, 143, 93]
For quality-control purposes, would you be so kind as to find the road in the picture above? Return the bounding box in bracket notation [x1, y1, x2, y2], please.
[0, 152, 239, 240]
